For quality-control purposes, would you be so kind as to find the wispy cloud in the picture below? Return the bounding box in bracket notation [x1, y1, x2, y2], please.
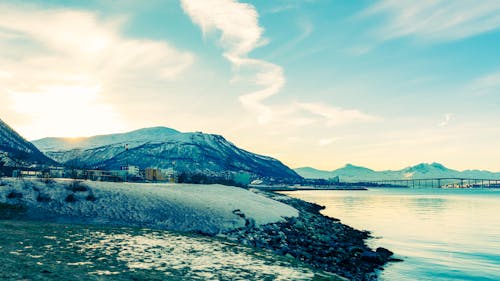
[265, 0, 319, 14]
[362, 0, 500, 42]
[344, 45, 373, 57]
[266, 18, 314, 60]
[438, 113, 454, 127]
[296, 102, 381, 127]
[181, 0, 281, 124]
[181, 0, 379, 128]
[469, 71, 500, 95]
[0, 3, 194, 138]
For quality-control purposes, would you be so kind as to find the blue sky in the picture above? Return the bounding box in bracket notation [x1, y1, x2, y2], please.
[1, 0, 499, 171]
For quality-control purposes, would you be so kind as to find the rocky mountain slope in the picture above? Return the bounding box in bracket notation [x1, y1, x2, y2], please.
[295, 162, 500, 182]
[33, 127, 301, 180]
[0, 118, 55, 167]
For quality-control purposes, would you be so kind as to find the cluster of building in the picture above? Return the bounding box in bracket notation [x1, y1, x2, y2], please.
[9, 166, 174, 182]
[1, 149, 252, 185]
[7, 165, 252, 185]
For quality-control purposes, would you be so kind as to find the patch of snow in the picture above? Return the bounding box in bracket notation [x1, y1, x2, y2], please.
[0, 178, 297, 234]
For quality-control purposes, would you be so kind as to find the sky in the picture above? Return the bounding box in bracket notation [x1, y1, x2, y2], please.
[1, 0, 499, 171]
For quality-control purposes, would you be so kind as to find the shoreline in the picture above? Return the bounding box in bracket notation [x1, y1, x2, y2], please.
[0, 178, 395, 280]
[249, 185, 368, 192]
[223, 189, 396, 281]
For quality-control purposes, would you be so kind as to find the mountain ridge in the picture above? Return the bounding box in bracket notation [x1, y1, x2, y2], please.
[295, 162, 500, 182]
[0, 118, 56, 168]
[33, 127, 301, 180]
[33, 127, 181, 152]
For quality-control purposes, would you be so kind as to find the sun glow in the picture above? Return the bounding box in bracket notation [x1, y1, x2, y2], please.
[8, 84, 126, 139]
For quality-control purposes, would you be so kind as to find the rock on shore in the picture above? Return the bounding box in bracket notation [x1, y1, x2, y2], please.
[222, 190, 396, 281]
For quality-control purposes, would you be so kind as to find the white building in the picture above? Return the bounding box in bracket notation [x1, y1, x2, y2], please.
[122, 165, 140, 176]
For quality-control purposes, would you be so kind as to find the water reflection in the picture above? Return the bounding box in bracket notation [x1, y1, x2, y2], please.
[286, 188, 500, 281]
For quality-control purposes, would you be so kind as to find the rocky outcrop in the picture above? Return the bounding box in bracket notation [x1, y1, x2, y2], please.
[222, 190, 399, 281]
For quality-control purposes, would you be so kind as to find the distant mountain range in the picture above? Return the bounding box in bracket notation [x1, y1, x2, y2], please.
[33, 127, 301, 180]
[294, 163, 500, 182]
[0, 118, 55, 168]
[5, 116, 497, 183]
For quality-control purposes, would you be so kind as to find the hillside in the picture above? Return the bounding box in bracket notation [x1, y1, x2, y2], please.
[33, 127, 301, 180]
[0, 118, 55, 168]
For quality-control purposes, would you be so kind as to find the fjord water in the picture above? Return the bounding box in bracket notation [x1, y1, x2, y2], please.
[286, 188, 500, 281]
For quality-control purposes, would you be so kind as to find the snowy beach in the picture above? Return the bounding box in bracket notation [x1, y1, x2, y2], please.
[0, 178, 393, 280]
[0, 178, 297, 234]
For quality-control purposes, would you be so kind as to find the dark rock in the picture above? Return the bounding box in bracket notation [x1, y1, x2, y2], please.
[361, 251, 383, 264]
[36, 194, 51, 202]
[376, 247, 394, 259]
[65, 194, 77, 203]
[245, 217, 255, 228]
[232, 209, 245, 218]
[0, 202, 26, 219]
[223, 189, 394, 280]
[6, 191, 23, 199]
[67, 181, 89, 192]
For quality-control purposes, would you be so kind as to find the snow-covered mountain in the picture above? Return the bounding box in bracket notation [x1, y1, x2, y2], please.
[295, 162, 500, 182]
[0, 118, 55, 167]
[33, 127, 301, 180]
[34, 127, 180, 152]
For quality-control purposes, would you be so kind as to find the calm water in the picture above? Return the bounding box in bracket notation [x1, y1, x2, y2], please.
[286, 188, 500, 281]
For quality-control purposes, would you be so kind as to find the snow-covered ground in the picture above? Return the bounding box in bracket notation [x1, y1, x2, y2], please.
[0, 178, 298, 234]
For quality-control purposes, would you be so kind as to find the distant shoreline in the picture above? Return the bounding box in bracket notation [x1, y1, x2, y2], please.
[250, 185, 368, 192]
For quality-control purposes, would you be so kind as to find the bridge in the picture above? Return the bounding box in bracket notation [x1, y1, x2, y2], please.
[360, 178, 500, 188]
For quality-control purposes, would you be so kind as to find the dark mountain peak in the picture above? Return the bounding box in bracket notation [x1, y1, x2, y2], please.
[430, 162, 447, 170]
[0, 117, 55, 167]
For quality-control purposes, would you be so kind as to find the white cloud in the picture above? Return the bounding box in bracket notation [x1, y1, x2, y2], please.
[182, 0, 378, 128]
[362, 0, 500, 42]
[0, 3, 194, 139]
[181, 0, 283, 124]
[438, 113, 454, 127]
[296, 102, 382, 127]
[181, 0, 266, 61]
